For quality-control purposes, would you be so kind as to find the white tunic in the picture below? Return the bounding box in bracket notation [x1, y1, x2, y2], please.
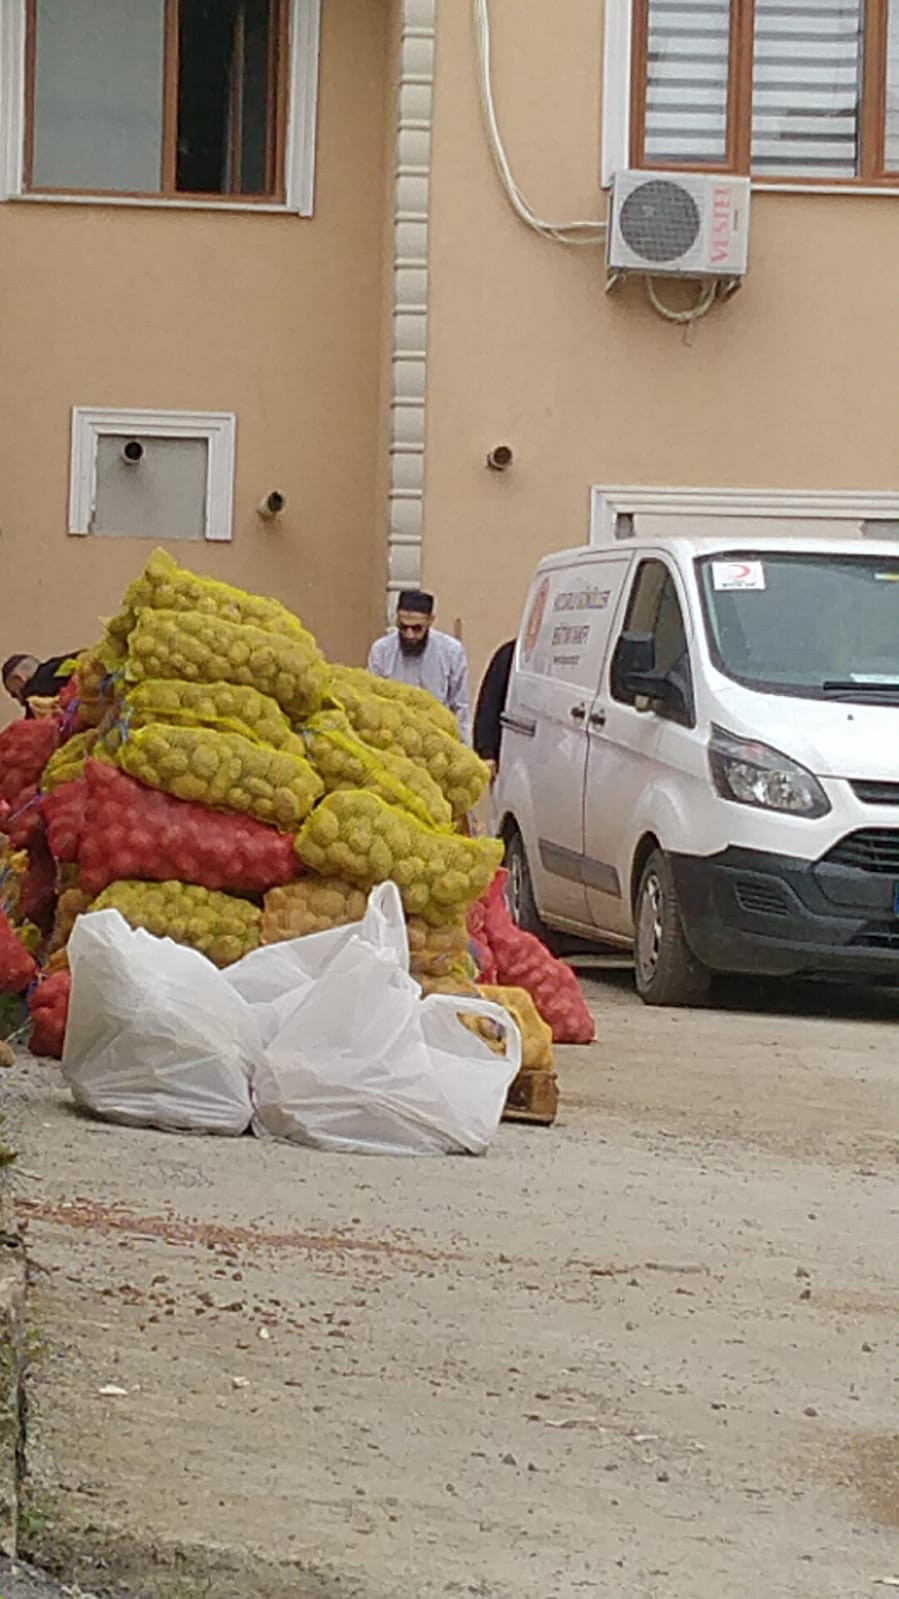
[367, 628, 472, 744]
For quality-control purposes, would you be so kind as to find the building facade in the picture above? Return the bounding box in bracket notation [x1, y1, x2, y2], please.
[1, 0, 898, 718]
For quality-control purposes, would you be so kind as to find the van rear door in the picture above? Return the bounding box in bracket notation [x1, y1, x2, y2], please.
[503, 554, 631, 927]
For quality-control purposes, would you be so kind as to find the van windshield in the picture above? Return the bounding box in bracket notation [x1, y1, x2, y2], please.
[696, 551, 899, 701]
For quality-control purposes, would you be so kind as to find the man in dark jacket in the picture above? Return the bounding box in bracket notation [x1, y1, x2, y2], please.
[2, 653, 77, 717]
[473, 639, 514, 779]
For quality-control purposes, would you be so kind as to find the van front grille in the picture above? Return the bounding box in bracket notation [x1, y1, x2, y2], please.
[821, 830, 899, 875]
[851, 781, 899, 806]
[848, 923, 899, 951]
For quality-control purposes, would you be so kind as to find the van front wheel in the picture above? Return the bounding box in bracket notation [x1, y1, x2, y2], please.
[504, 829, 547, 941]
[634, 849, 710, 1007]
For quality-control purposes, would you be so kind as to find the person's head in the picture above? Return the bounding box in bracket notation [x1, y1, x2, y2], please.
[395, 590, 435, 656]
[1, 655, 38, 705]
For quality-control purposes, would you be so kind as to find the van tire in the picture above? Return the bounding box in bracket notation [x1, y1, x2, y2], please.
[634, 849, 710, 1007]
[504, 829, 548, 941]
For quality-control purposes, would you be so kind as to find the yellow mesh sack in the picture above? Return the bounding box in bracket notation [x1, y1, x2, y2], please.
[333, 665, 459, 740]
[328, 672, 488, 818]
[41, 730, 97, 792]
[43, 948, 70, 976]
[261, 878, 368, 944]
[418, 975, 480, 998]
[406, 915, 472, 982]
[89, 880, 261, 967]
[107, 548, 309, 651]
[301, 708, 452, 831]
[118, 678, 301, 752]
[75, 645, 123, 728]
[116, 723, 323, 830]
[477, 985, 554, 1072]
[47, 885, 91, 957]
[127, 608, 327, 722]
[295, 790, 502, 924]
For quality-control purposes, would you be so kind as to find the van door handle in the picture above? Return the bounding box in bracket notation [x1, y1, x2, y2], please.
[589, 708, 606, 730]
[570, 703, 586, 722]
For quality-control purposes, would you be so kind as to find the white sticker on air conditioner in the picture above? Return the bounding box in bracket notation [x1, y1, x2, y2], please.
[712, 561, 766, 592]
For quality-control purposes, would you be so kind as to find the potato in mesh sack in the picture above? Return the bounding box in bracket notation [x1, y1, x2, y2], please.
[46, 884, 91, 958]
[296, 790, 502, 924]
[127, 608, 327, 722]
[331, 665, 459, 740]
[74, 645, 122, 728]
[41, 730, 97, 793]
[261, 878, 369, 944]
[116, 722, 323, 830]
[113, 678, 301, 753]
[107, 548, 309, 651]
[476, 985, 554, 1072]
[0, 842, 28, 921]
[89, 880, 261, 967]
[329, 671, 488, 818]
[406, 915, 472, 982]
[302, 708, 451, 830]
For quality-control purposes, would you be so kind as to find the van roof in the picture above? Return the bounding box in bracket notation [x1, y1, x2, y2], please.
[535, 533, 899, 571]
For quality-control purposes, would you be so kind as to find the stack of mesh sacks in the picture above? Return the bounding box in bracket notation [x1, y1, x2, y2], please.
[5, 549, 501, 1058]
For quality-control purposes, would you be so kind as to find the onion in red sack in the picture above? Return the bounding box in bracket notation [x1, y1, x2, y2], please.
[19, 838, 58, 931]
[41, 779, 87, 864]
[0, 718, 60, 807]
[0, 909, 37, 995]
[474, 870, 595, 1045]
[76, 760, 302, 897]
[28, 971, 70, 1060]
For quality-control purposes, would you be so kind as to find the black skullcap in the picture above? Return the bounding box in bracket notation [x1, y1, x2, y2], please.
[397, 590, 434, 615]
[1, 655, 29, 683]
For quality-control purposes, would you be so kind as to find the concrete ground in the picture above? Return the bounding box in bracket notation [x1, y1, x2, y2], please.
[4, 971, 899, 1599]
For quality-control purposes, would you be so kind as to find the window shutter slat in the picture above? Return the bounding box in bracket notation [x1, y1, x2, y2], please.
[750, 0, 864, 176]
[887, 2, 899, 169]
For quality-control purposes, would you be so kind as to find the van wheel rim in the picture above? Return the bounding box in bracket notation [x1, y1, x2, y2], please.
[637, 873, 663, 983]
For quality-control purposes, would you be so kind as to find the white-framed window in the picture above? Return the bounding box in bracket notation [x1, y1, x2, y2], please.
[0, 0, 320, 212]
[69, 408, 237, 542]
[590, 485, 899, 543]
[602, 0, 899, 194]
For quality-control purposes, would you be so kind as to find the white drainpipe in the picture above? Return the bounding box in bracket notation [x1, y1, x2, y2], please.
[385, 0, 436, 615]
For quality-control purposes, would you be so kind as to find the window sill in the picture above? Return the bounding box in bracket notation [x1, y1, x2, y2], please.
[9, 191, 304, 216]
[751, 180, 899, 197]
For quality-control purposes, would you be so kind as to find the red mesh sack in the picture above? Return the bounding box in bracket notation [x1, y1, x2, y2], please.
[41, 779, 87, 864]
[465, 895, 499, 983]
[0, 908, 37, 995]
[3, 787, 43, 850]
[28, 971, 71, 1060]
[0, 718, 60, 807]
[77, 760, 303, 897]
[476, 870, 595, 1045]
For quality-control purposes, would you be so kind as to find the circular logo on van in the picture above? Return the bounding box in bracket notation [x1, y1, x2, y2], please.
[523, 578, 549, 659]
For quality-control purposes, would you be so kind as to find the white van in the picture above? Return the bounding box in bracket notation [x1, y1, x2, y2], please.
[493, 534, 899, 1005]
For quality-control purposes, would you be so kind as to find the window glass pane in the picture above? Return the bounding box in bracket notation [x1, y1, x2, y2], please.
[31, 0, 165, 192]
[177, 0, 274, 195]
[751, 0, 863, 178]
[643, 1, 731, 166]
[886, 0, 899, 169]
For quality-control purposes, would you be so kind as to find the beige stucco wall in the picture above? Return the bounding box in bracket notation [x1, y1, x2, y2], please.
[421, 0, 899, 693]
[0, 0, 392, 725]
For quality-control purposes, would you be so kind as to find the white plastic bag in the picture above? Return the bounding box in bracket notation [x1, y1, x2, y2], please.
[63, 909, 257, 1135]
[243, 883, 521, 1156]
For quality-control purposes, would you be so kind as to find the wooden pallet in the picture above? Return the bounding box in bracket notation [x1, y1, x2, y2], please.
[503, 1069, 559, 1126]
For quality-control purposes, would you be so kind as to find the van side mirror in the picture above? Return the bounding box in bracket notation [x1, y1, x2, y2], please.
[611, 630, 688, 719]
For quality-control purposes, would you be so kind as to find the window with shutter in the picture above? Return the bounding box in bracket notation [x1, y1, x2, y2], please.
[751, 1, 864, 178]
[643, 1, 733, 166]
[631, 0, 899, 183]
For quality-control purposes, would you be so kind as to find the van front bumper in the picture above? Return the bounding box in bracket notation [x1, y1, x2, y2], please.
[670, 842, 899, 981]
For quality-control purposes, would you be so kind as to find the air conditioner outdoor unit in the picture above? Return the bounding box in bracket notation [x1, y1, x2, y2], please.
[607, 171, 750, 279]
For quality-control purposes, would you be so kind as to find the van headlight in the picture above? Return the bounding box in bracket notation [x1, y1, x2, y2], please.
[708, 726, 831, 819]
